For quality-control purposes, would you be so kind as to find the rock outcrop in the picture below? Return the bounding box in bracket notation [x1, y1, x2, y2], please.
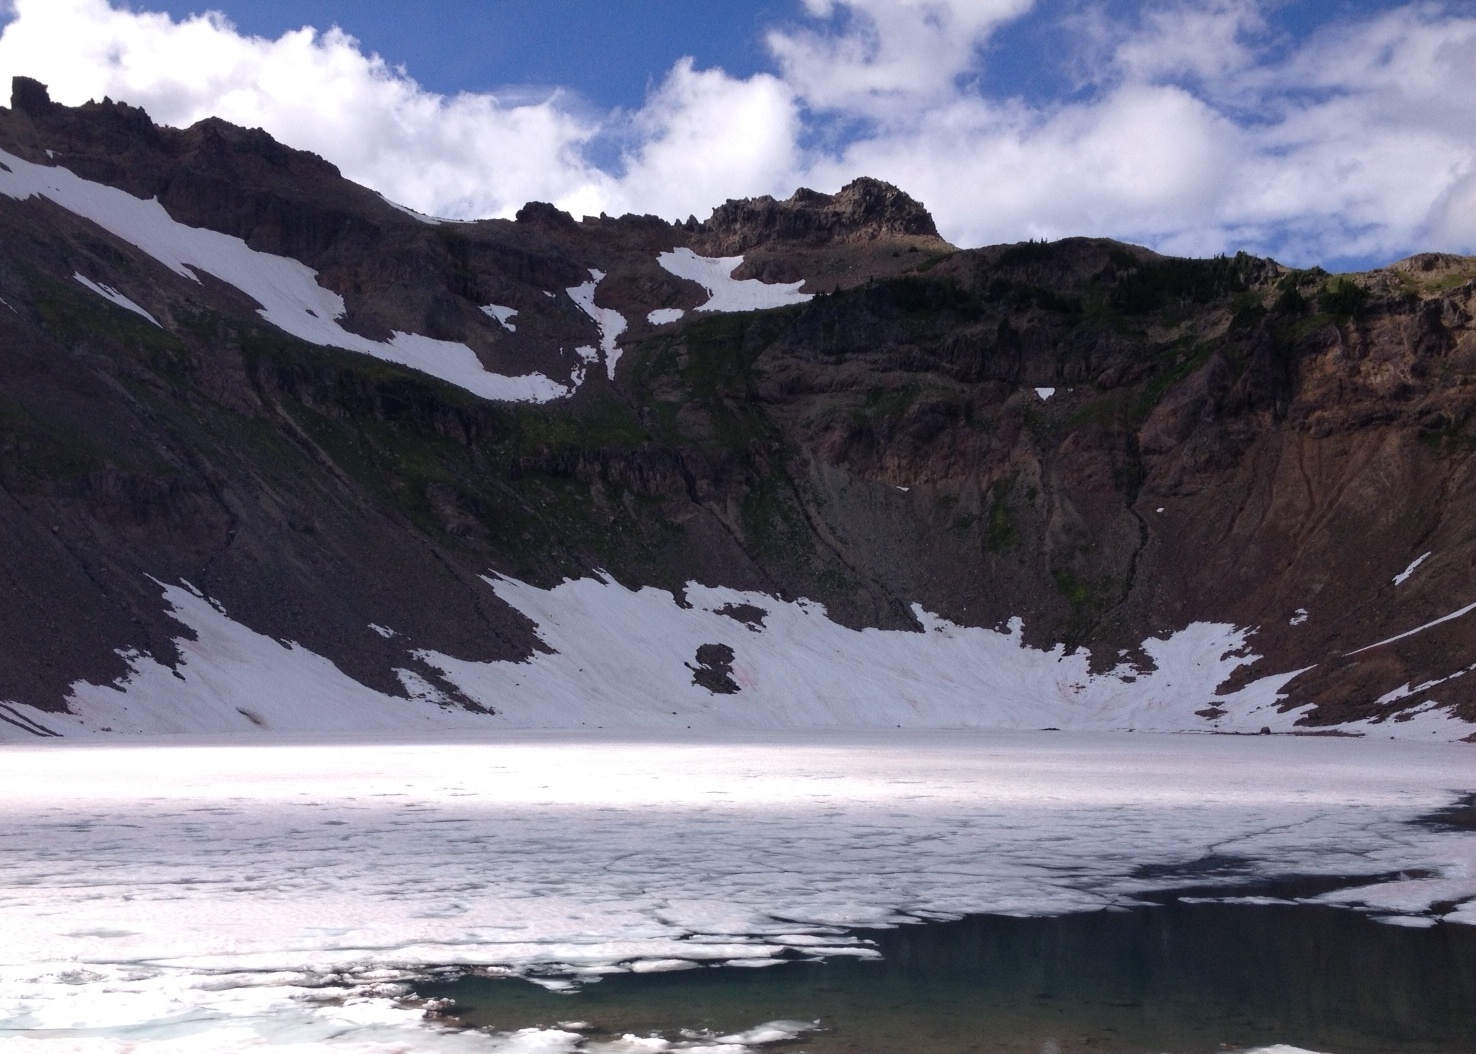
[697, 177, 945, 253]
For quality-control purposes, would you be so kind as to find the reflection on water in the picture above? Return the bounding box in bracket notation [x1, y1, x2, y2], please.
[423, 899, 1476, 1054]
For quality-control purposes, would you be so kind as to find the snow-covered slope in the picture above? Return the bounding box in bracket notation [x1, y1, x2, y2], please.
[3, 574, 1470, 742]
[0, 148, 573, 402]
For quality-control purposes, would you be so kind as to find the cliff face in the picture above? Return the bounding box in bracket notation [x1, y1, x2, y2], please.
[3, 78, 1475, 739]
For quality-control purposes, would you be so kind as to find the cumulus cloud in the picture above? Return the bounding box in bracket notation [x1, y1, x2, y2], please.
[767, 0, 1033, 115]
[590, 59, 803, 221]
[1, 0, 1475, 268]
[0, 0, 608, 218]
[1110, 0, 1267, 85]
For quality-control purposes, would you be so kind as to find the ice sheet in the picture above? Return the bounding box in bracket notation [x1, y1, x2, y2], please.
[0, 149, 568, 402]
[72, 273, 160, 326]
[0, 732, 1472, 1051]
[656, 249, 811, 312]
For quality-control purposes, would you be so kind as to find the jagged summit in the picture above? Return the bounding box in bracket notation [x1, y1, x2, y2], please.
[697, 177, 948, 255]
[11, 75, 54, 116]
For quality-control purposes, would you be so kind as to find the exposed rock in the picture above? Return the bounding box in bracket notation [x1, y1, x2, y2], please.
[696, 177, 947, 255]
[689, 643, 740, 694]
[11, 76, 53, 116]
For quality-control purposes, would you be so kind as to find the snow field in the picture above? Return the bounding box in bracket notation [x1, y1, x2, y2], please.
[419, 574, 1473, 741]
[0, 731, 1472, 1051]
[0, 149, 570, 402]
[2, 572, 1474, 742]
[656, 249, 811, 312]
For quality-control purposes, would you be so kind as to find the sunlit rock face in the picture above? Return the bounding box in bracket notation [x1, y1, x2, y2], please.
[2, 76, 1476, 739]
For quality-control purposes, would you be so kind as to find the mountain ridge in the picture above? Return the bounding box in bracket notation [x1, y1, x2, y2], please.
[2, 76, 1475, 741]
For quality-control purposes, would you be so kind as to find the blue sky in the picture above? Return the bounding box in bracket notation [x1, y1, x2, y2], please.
[132, 0, 1414, 111]
[141, 1, 783, 106]
[2, 0, 1474, 269]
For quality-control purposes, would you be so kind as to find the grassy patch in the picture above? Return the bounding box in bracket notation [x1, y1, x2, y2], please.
[983, 475, 1018, 552]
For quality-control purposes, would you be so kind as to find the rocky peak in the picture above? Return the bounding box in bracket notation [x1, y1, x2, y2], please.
[696, 177, 947, 255]
[515, 200, 579, 231]
[11, 76, 53, 117]
[1387, 252, 1476, 276]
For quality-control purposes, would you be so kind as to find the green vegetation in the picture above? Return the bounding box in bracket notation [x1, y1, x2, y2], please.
[739, 470, 808, 560]
[983, 476, 1018, 552]
[0, 396, 108, 491]
[1107, 253, 1255, 315]
[1051, 566, 1115, 651]
[1319, 278, 1369, 320]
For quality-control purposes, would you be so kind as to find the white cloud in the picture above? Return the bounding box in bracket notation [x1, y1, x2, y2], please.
[1, 0, 1475, 268]
[583, 59, 803, 221]
[1111, 0, 1267, 84]
[0, 0, 605, 219]
[767, 0, 1033, 114]
[802, 81, 1241, 250]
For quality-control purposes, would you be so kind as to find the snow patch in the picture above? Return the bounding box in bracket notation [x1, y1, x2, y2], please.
[72, 273, 160, 326]
[570, 345, 600, 388]
[1373, 664, 1476, 708]
[1346, 599, 1476, 656]
[1035, 387, 1056, 400]
[1290, 609, 1309, 626]
[1394, 552, 1432, 585]
[647, 307, 685, 325]
[482, 303, 518, 331]
[567, 269, 627, 380]
[657, 249, 811, 312]
[377, 193, 470, 225]
[0, 148, 569, 403]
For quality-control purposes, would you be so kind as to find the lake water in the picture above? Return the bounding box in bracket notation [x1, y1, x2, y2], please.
[4, 733, 1474, 1052]
[424, 894, 1476, 1054]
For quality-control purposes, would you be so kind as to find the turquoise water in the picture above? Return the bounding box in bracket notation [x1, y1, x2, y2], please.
[422, 897, 1476, 1054]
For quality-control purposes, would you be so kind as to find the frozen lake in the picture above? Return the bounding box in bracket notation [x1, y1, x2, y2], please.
[2, 730, 1474, 1052]
[431, 897, 1476, 1053]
